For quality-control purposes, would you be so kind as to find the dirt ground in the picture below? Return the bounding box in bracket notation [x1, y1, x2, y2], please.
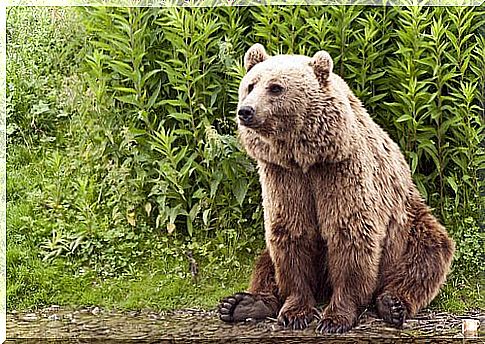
[6, 307, 485, 344]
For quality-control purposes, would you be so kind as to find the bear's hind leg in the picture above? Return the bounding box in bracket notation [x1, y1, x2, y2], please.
[376, 203, 454, 327]
[219, 249, 281, 322]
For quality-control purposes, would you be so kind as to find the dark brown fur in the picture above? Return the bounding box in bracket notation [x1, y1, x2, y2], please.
[218, 44, 455, 333]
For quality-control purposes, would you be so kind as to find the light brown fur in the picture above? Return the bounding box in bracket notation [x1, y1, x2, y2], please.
[218, 44, 455, 333]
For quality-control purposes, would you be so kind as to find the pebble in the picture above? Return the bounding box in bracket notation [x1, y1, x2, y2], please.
[91, 307, 100, 315]
[21, 313, 38, 322]
[48, 305, 60, 312]
[48, 314, 60, 321]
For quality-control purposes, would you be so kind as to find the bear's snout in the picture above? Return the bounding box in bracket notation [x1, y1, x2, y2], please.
[238, 106, 256, 127]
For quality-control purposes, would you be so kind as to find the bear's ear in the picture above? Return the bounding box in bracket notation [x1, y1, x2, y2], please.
[310, 50, 333, 85]
[244, 43, 269, 72]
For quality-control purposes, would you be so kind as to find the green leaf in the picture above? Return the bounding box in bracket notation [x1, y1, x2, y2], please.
[115, 95, 139, 106]
[446, 176, 458, 195]
[202, 209, 211, 227]
[167, 112, 192, 122]
[233, 178, 248, 206]
[395, 114, 413, 123]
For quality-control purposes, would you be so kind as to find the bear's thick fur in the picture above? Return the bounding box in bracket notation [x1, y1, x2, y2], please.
[218, 44, 455, 333]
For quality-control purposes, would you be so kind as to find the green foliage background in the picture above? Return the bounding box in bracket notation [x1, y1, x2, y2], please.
[6, 6, 484, 310]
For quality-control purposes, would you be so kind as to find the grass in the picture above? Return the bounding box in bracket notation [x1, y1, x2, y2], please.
[7, 203, 252, 312]
[433, 281, 484, 313]
[6, 144, 483, 314]
[6, 145, 253, 312]
[7, 226, 483, 314]
[8, 255, 251, 311]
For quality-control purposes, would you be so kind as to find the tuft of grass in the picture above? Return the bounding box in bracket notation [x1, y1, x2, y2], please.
[432, 279, 484, 313]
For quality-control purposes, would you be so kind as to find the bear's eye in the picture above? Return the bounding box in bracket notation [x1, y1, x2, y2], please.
[248, 84, 254, 93]
[269, 84, 284, 95]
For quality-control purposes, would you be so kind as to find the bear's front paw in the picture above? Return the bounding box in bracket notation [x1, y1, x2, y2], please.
[277, 305, 315, 330]
[316, 312, 355, 334]
[376, 293, 407, 328]
[218, 292, 277, 322]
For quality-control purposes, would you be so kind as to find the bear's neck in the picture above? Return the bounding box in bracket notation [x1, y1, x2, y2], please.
[238, 127, 299, 170]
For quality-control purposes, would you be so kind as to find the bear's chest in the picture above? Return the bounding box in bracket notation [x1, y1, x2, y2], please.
[307, 161, 378, 235]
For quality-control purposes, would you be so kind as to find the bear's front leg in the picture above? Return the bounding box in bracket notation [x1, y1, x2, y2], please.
[269, 234, 320, 330]
[261, 163, 322, 330]
[316, 219, 382, 334]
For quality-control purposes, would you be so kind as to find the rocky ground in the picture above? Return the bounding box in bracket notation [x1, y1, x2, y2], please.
[6, 307, 485, 344]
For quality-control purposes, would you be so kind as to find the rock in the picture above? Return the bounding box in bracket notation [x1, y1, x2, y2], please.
[48, 314, 60, 321]
[148, 313, 159, 320]
[21, 313, 38, 322]
[48, 305, 60, 311]
[462, 319, 480, 337]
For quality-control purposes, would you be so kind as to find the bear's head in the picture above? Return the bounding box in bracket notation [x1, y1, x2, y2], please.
[237, 43, 357, 169]
[237, 43, 334, 138]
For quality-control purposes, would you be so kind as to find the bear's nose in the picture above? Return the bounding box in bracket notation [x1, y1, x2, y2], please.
[238, 106, 255, 125]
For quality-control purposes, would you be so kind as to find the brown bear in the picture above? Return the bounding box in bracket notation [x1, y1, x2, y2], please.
[218, 43, 455, 334]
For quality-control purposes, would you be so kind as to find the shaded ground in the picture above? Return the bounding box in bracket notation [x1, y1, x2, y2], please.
[6, 307, 484, 344]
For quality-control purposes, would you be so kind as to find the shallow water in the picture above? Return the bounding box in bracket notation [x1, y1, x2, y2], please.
[6, 307, 484, 343]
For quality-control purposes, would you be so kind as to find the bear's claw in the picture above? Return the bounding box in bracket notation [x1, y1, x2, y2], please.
[376, 293, 407, 328]
[316, 318, 353, 334]
[315, 313, 354, 334]
[277, 311, 313, 330]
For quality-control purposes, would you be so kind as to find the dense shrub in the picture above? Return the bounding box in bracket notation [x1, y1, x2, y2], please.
[78, 6, 484, 277]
